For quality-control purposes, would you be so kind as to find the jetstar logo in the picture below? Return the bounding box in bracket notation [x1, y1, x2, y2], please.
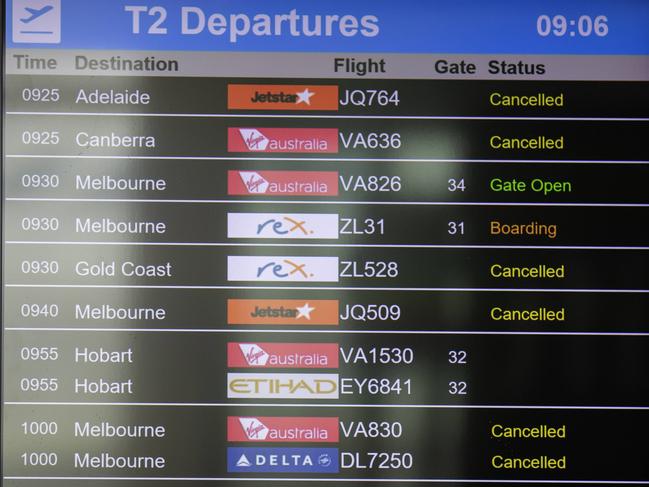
[228, 170, 338, 196]
[227, 447, 339, 473]
[227, 256, 339, 282]
[227, 299, 339, 326]
[228, 84, 339, 111]
[227, 373, 339, 399]
[227, 213, 339, 239]
[228, 343, 339, 368]
[227, 416, 339, 443]
[228, 127, 338, 153]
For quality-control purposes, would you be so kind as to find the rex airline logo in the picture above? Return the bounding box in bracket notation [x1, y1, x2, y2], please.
[227, 299, 339, 326]
[227, 256, 339, 282]
[228, 343, 339, 368]
[228, 85, 339, 111]
[227, 213, 339, 239]
[227, 416, 339, 443]
[228, 127, 338, 153]
[227, 170, 338, 197]
[227, 373, 339, 399]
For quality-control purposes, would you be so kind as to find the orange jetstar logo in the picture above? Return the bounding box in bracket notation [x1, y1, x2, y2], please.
[227, 299, 339, 326]
[228, 85, 339, 111]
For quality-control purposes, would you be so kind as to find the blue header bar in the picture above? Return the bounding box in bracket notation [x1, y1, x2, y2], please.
[6, 0, 649, 54]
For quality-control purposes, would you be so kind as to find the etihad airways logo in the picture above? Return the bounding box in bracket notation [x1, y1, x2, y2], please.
[227, 416, 339, 443]
[227, 213, 339, 239]
[227, 299, 339, 326]
[228, 85, 339, 111]
[228, 127, 338, 153]
[227, 373, 339, 399]
[227, 447, 339, 473]
[228, 343, 339, 368]
[227, 256, 339, 282]
[228, 170, 338, 196]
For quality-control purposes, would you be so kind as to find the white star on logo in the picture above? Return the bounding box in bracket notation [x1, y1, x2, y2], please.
[296, 88, 315, 105]
[296, 302, 315, 320]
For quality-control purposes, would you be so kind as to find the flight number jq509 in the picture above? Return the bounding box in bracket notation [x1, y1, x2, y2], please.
[340, 304, 401, 322]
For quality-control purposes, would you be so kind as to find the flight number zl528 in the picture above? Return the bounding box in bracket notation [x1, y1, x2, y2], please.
[341, 261, 398, 278]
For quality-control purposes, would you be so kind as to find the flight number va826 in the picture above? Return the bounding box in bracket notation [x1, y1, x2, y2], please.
[340, 175, 401, 192]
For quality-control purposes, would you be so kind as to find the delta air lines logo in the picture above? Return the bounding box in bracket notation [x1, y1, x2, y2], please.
[228, 127, 338, 153]
[227, 256, 339, 282]
[228, 84, 339, 111]
[227, 447, 339, 473]
[227, 213, 339, 239]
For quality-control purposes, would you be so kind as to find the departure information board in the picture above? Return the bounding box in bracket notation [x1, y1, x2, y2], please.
[2, 1, 649, 486]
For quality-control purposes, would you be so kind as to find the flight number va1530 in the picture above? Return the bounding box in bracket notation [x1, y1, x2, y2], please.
[340, 347, 414, 364]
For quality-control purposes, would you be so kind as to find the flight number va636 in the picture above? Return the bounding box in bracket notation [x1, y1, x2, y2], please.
[340, 132, 401, 149]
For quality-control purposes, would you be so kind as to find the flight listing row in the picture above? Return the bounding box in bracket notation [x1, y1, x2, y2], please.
[5, 406, 648, 480]
[5, 332, 648, 405]
[6, 246, 648, 289]
[7, 202, 648, 246]
[5, 116, 647, 160]
[6, 288, 647, 333]
[6, 77, 649, 117]
[7, 161, 649, 203]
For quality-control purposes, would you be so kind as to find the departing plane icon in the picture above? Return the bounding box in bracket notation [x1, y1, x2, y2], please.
[20, 5, 54, 23]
